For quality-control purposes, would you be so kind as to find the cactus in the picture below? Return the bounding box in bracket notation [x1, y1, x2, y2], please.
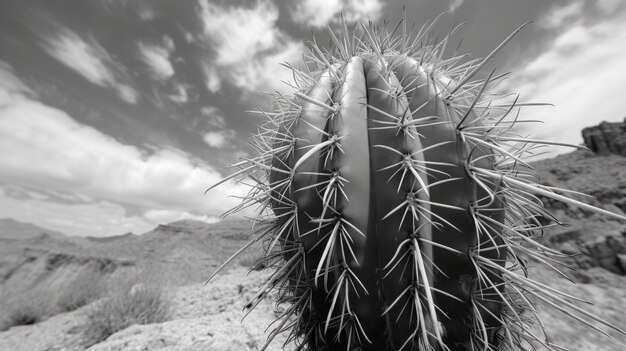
[206, 17, 626, 351]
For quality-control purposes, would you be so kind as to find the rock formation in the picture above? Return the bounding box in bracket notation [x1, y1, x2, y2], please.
[582, 117, 626, 156]
[553, 230, 626, 274]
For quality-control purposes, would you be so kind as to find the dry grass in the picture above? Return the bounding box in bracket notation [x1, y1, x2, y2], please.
[82, 271, 171, 346]
[0, 267, 108, 331]
[56, 267, 106, 312]
[237, 245, 266, 271]
[0, 266, 167, 339]
[0, 287, 55, 331]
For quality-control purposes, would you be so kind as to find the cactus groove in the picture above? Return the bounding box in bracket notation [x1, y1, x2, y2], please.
[206, 17, 626, 351]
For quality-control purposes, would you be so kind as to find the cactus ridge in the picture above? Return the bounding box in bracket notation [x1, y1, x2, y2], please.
[206, 17, 626, 351]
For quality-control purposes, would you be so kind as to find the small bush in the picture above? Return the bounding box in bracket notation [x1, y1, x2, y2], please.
[238, 253, 266, 270]
[83, 283, 170, 345]
[0, 289, 55, 331]
[238, 245, 267, 271]
[56, 268, 106, 312]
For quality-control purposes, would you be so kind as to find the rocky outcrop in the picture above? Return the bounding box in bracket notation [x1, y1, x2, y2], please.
[552, 231, 626, 275]
[582, 118, 626, 156]
[532, 149, 626, 215]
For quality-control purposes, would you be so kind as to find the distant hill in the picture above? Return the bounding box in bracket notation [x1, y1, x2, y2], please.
[85, 232, 136, 243]
[0, 218, 68, 241]
[0, 217, 258, 299]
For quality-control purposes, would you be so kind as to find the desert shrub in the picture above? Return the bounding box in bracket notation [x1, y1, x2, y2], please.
[56, 267, 106, 312]
[0, 288, 55, 331]
[238, 246, 267, 271]
[83, 282, 170, 345]
[238, 253, 263, 269]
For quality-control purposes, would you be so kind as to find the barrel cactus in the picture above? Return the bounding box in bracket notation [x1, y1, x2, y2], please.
[207, 17, 625, 351]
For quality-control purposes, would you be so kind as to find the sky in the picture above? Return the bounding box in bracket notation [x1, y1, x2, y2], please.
[0, 0, 625, 237]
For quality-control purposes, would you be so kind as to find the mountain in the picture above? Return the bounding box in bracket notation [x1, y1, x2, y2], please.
[0, 217, 256, 299]
[0, 218, 69, 241]
[85, 232, 136, 243]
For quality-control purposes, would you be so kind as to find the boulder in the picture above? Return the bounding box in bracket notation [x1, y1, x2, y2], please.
[562, 235, 626, 274]
[547, 224, 583, 244]
[582, 117, 626, 156]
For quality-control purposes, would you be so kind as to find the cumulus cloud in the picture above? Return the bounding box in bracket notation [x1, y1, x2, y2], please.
[0, 62, 251, 236]
[291, 0, 384, 28]
[228, 40, 303, 93]
[203, 130, 234, 148]
[138, 36, 176, 81]
[202, 63, 222, 93]
[505, 8, 626, 157]
[198, 0, 304, 94]
[40, 25, 138, 104]
[202, 1, 280, 66]
[290, 0, 342, 28]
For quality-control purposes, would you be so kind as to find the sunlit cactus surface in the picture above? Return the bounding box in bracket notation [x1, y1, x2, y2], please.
[207, 16, 626, 351]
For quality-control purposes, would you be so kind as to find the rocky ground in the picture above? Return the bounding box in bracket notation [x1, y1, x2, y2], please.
[0, 150, 625, 351]
[0, 268, 293, 351]
[1, 264, 624, 351]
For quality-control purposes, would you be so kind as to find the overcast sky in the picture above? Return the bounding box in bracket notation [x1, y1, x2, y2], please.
[1, 0, 625, 237]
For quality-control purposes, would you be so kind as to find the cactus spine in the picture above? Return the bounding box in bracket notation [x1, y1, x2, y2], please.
[207, 18, 626, 351]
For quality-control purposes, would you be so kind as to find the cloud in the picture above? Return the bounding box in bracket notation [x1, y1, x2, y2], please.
[0, 61, 34, 105]
[199, 107, 233, 149]
[291, 0, 384, 28]
[596, 0, 623, 13]
[202, 63, 222, 93]
[137, 2, 156, 21]
[198, 0, 304, 94]
[0, 101, 245, 213]
[202, 1, 280, 66]
[0, 183, 223, 237]
[291, 0, 342, 28]
[184, 31, 195, 43]
[538, 1, 584, 28]
[0, 62, 250, 236]
[168, 83, 189, 104]
[228, 40, 304, 93]
[138, 37, 176, 81]
[0, 188, 156, 237]
[449, 0, 464, 13]
[40, 25, 138, 104]
[203, 130, 234, 148]
[504, 9, 626, 157]
[143, 209, 220, 225]
[201, 106, 226, 128]
[117, 85, 139, 105]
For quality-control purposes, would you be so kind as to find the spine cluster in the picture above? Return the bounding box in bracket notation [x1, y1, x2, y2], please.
[207, 17, 626, 351]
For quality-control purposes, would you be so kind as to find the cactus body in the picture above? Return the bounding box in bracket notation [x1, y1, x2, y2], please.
[207, 19, 626, 351]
